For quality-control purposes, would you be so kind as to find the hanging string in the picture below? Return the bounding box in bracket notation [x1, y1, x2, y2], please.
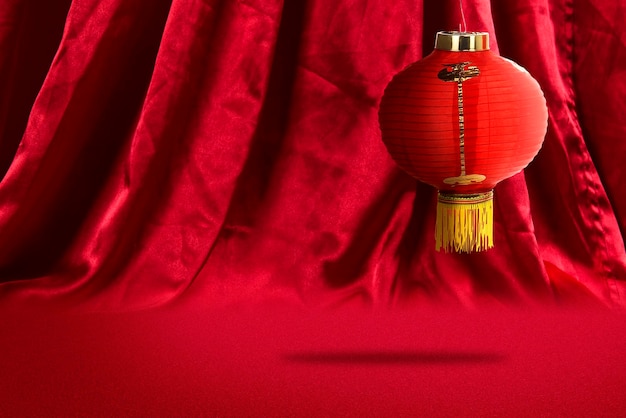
[459, 0, 467, 33]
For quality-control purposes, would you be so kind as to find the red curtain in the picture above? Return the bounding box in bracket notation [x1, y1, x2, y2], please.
[0, 0, 624, 311]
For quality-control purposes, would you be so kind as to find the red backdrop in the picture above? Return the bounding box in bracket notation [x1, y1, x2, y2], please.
[0, 0, 625, 310]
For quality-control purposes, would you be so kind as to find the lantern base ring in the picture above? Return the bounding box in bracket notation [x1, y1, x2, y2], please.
[435, 190, 494, 253]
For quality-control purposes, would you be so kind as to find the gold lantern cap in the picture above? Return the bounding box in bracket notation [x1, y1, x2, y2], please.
[435, 31, 489, 52]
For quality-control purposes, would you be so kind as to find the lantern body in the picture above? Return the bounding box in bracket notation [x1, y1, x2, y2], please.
[378, 32, 548, 252]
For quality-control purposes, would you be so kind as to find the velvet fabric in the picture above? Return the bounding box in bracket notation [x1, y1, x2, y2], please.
[0, 0, 624, 310]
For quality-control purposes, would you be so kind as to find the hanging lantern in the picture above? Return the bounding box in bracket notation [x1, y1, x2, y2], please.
[378, 31, 548, 253]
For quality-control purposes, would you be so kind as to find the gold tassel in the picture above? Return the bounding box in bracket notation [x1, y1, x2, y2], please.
[435, 190, 494, 253]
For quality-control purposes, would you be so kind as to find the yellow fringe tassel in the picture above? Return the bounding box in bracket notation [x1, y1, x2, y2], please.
[435, 191, 494, 253]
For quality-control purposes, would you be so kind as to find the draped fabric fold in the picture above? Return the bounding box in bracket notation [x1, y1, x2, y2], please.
[0, 0, 624, 310]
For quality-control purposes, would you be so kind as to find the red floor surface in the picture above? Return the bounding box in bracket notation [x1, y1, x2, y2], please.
[1, 304, 625, 417]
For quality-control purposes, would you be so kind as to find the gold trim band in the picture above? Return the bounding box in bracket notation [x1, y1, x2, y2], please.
[438, 190, 494, 204]
[435, 31, 489, 52]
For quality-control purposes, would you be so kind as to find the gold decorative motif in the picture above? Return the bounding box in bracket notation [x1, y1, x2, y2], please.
[437, 63, 480, 82]
[443, 174, 486, 185]
[438, 62, 485, 186]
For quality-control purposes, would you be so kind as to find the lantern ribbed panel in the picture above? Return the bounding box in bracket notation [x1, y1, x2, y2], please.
[379, 49, 548, 194]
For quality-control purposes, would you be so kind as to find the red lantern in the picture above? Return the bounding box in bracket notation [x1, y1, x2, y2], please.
[379, 31, 548, 253]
